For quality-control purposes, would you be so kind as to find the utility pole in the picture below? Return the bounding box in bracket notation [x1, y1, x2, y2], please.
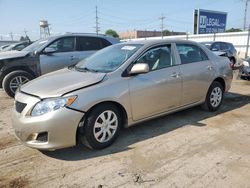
[159, 13, 166, 39]
[94, 6, 100, 35]
[243, 0, 249, 30]
[9, 32, 13, 41]
[245, 24, 250, 58]
[24, 29, 28, 37]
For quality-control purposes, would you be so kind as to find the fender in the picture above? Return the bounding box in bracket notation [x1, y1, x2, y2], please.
[0, 55, 40, 87]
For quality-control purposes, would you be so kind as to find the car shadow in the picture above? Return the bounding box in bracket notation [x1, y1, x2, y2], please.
[42, 92, 250, 161]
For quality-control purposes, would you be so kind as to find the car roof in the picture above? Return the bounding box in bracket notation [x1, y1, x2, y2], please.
[201, 41, 232, 45]
[43, 33, 119, 44]
[50, 33, 116, 39]
[123, 39, 201, 46]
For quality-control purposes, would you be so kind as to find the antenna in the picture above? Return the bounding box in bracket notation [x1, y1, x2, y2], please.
[159, 13, 166, 39]
[94, 6, 100, 35]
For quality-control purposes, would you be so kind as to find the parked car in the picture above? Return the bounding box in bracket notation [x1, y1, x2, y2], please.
[0, 33, 119, 97]
[12, 40, 233, 151]
[0, 41, 32, 52]
[0, 44, 10, 51]
[200, 41, 238, 68]
[239, 57, 250, 80]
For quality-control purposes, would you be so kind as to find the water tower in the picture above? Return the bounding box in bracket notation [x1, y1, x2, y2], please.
[40, 20, 50, 38]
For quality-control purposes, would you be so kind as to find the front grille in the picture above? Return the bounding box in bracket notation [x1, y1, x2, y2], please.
[15, 101, 27, 113]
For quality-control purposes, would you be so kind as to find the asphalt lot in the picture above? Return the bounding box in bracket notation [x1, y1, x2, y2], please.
[0, 74, 250, 188]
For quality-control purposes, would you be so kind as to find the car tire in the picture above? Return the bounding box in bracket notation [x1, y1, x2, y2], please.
[3, 70, 34, 98]
[201, 81, 224, 112]
[81, 104, 122, 149]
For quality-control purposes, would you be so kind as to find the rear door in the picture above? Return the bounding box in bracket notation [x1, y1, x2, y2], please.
[39, 37, 77, 74]
[128, 44, 182, 121]
[176, 43, 215, 105]
[76, 37, 112, 61]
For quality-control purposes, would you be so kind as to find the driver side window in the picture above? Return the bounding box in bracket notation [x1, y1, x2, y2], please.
[135, 45, 174, 71]
[47, 37, 75, 53]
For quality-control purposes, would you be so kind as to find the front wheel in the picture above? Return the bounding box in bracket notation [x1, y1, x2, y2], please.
[2, 70, 34, 97]
[202, 81, 224, 112]
[80, 104, 122, 149]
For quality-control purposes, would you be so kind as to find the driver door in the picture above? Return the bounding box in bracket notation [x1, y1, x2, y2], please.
[39, 37, 79, 74]
[128, 44, 182, 121]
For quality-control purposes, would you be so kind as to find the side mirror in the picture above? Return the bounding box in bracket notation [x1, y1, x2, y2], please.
[129, 63, 149, 75]
[33, 50, 39, 56]
[43, 47, 56, 54]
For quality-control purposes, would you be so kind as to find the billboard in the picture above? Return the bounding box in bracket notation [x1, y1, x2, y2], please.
[193, 9, 227, 34]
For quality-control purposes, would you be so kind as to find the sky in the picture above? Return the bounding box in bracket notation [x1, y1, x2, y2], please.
[0, 0, 249, 41]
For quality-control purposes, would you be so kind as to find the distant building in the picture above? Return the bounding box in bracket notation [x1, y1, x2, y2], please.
[119, 30, 186, 40]
[119, 30, 161, 40]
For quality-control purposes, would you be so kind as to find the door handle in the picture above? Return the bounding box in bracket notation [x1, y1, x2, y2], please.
[70, 56, 76, 60]
[207, 65, 213, 70]
[171, 72, 181, 78]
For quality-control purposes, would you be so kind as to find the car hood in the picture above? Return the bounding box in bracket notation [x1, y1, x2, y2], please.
[0, 50, 30, 60]
[20, 68, 106, 98]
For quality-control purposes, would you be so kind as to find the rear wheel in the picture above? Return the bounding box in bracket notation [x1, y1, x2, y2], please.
[202, 81, 224, 112]
[80, 104, 122, 149]
[3, 70, 34, 97]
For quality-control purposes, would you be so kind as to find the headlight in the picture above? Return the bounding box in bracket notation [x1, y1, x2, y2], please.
[31, 96, 77, 116]
[242, 61, 249, 67]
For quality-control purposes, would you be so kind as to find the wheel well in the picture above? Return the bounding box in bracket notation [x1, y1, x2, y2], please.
[229, 56, 236, 64]
[2, 66, 36, 79]
[76, 101, 128, 145]
[0, 67, 36, 88]
[88, 101, 128, 127]
[213, 77, 225, 91]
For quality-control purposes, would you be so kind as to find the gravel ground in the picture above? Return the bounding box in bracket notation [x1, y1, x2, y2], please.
[0, 75, 250, 188]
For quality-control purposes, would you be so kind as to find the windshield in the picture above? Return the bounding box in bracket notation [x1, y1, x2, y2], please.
[22, 38, 48, 52]
[75, 43, 143, 73]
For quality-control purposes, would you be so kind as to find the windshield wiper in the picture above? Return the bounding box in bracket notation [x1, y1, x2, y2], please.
[75, 66, 99, 73]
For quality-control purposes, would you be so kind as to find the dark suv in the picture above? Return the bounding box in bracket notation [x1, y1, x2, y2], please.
[0, 33, 119, 97]
[201, 41, 238, 67]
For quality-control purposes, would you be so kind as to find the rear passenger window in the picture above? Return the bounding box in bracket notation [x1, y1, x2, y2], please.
[77, 37, 111, 51]
[220, 43, 229, 50]
[100, 38, 112, 48]
[176, 44, 208, 64]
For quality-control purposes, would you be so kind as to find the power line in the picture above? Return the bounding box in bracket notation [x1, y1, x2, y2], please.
[94, 6, 100, 35]
[159, 14, 166, 39]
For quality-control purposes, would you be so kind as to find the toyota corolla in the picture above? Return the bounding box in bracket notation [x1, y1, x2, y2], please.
[11, 40, 233, 150]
